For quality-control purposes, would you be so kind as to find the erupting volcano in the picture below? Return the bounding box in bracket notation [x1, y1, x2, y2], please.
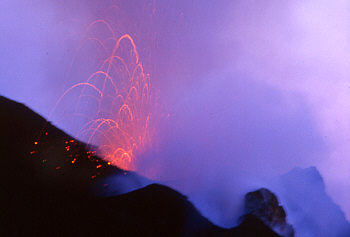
[51, 20, 154, 171]
[2, 1, 350, 236]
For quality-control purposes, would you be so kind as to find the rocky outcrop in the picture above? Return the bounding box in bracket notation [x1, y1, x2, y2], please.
[243, 188, 294, 237]
[230, 214, 281, 237]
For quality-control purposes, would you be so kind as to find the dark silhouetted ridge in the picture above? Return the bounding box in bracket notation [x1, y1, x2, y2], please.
[1, 95, 283, 236]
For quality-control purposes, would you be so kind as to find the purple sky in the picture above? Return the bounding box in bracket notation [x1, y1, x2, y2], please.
[1, 0, 349, 227]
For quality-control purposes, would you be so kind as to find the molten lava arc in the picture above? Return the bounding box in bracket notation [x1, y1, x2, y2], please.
[52, 20, 154, 171]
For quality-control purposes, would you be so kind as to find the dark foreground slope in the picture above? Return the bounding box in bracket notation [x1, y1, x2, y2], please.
[0, 95, 281, 236]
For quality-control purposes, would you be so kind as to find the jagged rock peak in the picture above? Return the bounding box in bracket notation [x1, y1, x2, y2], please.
[244, 188, 294, 237]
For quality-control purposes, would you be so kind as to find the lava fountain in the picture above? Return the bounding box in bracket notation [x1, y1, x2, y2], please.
[50, 19, 155, 171]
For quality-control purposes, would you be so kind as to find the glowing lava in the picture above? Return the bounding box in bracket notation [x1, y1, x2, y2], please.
[51, 20, 154, 171]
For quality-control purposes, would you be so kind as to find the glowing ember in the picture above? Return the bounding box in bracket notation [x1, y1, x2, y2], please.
[51, 19, 154, 171]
